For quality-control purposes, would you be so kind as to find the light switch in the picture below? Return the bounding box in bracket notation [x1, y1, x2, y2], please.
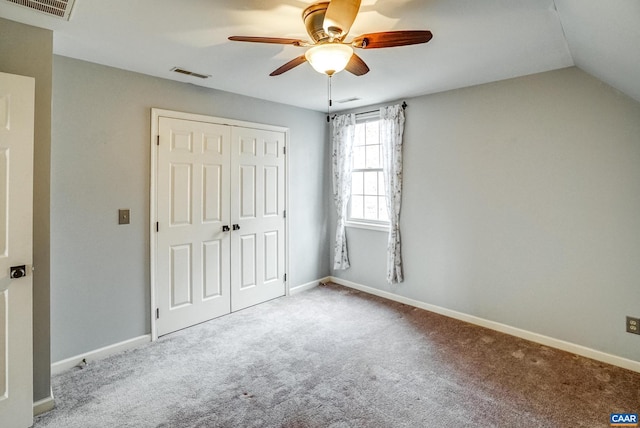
[119, 209, 130, 225]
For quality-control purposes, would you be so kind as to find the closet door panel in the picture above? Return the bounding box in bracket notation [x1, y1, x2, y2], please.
[156, 118, 231, 336]
[230, 127, 286, 311]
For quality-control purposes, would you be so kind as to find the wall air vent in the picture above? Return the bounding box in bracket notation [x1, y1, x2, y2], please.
[4, 0, 76, 20]
[171, 67, 211, 80]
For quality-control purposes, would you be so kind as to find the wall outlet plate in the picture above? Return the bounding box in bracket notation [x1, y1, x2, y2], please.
[118, 209, 130, 225]
[626, 316, 640, 335]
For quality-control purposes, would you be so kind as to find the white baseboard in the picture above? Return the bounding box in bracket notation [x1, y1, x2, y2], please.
[289, 277, 330, 295]
[329, 276, 640, 374]
[51, 334, 151, 375]
[33, 388, 55, 416]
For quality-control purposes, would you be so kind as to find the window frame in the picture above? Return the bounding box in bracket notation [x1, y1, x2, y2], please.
[346, 111, 390, 232]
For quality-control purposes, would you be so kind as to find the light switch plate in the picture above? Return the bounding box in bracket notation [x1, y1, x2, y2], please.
[119, 209, 130, 225]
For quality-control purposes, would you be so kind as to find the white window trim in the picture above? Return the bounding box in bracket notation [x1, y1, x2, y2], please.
[355, 110, 380, 123]
[346, 219, 390, 232]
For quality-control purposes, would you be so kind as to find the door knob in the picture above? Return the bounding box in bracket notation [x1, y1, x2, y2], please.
[222, 225, 230, 232]
[233, 224, 240, 231]
[10, 265, 26, 279]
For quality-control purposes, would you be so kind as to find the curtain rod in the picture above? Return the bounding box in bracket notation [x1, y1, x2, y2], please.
[328, 101, 407, 122]
[356, 101, 407, 116]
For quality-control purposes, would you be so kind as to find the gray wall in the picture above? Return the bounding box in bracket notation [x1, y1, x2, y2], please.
[332, 67, 640, 363]
[0, 17, 52, 402]
[51, 56, 329, 361]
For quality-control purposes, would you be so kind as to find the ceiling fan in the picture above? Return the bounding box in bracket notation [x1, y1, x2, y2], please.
[228, 0, 433, 77]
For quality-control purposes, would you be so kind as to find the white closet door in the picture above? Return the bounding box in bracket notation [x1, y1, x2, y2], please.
[230, 127, 286, 311]
[156, 117, 231, 336]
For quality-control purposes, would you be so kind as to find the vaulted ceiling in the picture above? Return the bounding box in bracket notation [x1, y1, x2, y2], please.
[1, 0, 638, 111]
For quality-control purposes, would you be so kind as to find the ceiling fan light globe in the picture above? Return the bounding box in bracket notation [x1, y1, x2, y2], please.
[305, 43, 354, 75]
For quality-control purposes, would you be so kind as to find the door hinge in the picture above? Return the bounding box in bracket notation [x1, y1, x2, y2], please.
[283, 146, 286, 155]
[156, 222, 159, 232]
[156, 308, 159, 319]
[283, 210, 286, 218]
[157, 135, 160, 145]
[284, 273, 287, 282]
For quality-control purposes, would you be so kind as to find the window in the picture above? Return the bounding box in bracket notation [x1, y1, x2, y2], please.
[348, 113, 389, 229]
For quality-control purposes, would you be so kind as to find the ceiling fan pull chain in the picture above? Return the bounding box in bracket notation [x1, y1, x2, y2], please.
[327, 74, 333, 122]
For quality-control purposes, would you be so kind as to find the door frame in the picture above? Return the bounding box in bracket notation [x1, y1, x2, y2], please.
[150, 108, 289, 341]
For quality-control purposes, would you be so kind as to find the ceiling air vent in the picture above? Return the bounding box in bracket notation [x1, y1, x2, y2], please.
[4, 0, 76, 20]
[171, 67, 211, 80]
[337, 97, 362, 104]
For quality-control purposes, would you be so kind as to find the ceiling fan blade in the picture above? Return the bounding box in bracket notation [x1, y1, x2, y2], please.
[270, 55, 308, 76]
[323, 0, 361, 39]
[229, 36, 308, 47]
[351, 30, 433, 49]
[345, 53, 369, 76]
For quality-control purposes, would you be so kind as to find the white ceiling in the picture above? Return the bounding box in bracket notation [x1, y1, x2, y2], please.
[1, 0, 638, 112]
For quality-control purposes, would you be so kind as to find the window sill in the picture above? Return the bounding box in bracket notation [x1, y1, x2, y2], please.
[346, 221, 390, 233]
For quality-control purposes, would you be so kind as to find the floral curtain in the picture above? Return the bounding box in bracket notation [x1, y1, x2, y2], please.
[380, 104, 405, 283]
[331, 113, 356, 270]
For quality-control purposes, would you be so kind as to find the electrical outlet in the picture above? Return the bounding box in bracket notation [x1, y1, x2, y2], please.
[627, 316, 640, 335]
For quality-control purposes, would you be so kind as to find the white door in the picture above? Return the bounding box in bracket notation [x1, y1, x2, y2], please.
[156, 117, 232, 336]
[0, 72, 35, 427]
[230, 127, 286, 311]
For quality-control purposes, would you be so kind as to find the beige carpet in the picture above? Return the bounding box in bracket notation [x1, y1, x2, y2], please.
[35, 282, 639, 427]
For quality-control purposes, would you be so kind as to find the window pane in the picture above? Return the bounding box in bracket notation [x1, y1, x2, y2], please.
[364, 171, 378, 195]
[366, 121, 379, 145]
[348, 117, 389, 225]
[378, 197, 389, 222]
[354, 123, 365, 146]
[353, 146, 365, 169]
[378, 171, 386, 196]
[351, 171, 363, 195]
[350, 195, 363, 219]
[365, 144, 380, 168]
[364, 196, 378, 220]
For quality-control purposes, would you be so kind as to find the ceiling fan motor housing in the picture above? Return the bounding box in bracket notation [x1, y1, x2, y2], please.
[303, 2, 331, 43]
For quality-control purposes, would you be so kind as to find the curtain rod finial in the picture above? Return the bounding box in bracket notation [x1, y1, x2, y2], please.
[402, 101, 407, 110]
